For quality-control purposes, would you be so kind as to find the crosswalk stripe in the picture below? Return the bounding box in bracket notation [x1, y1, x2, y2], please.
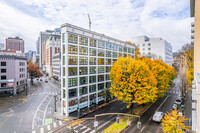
[82, 128, 91, 133]
[32, 131, 36, 133]
[59, 121, 62, 126]
[40, 128, 44, 133]
[54, 122, 57, 128]
[90, 130, 95, 133]
[47, 125, 51, 130]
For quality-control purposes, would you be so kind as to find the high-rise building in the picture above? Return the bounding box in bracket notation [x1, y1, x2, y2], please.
[37, 28, 61, 69]
[42, 34, 61, 77]
[60, 23, 135, 117]
[36, 38, 39, 54]
[25, 50, 36, 61]
[132, 35, 173, 66]
[52, 53, 61, 81]
[0, 43, 5, 51]
[6, 37, 24, 53]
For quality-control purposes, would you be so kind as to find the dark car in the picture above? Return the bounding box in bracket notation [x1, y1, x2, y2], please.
[40, 79, 42, 81]
[45, 79, 48, 83]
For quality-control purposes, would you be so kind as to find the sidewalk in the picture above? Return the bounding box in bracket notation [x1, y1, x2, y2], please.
[184, 90, 192, 131]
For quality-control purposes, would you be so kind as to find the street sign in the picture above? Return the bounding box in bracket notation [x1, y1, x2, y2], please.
[137, 122, 141, 129]
[94, 121, 98, 127]
[127, 121, 131, 125]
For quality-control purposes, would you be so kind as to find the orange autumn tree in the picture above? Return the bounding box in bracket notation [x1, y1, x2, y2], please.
[109, 57, 158, 113]
[126, 41, 141, 59]
[139, 58, 177, 97]
[162, 110, 189, 133]
[27, 64, 43, 84]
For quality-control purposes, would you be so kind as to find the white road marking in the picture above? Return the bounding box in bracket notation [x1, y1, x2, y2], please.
[156, 96, 169, 112]
[42, 96, 53, 125]
[80, 126, 87, 130]
[32, 111, 35, 116]
[109, 107, 114, 110]
[108, 114, 113, 117]
[120, 107, 125, 110]
[140, 126, 145, 132]
[47, 125, 51, 130]
[40, 128, 44, 133]
[20, 118, 23, 123]
[82, 128, 91, 133]
[53, 122, 57, 128]
[90, 130, 95, 133]
[73, 124, 80, 129]
[32, 131, 36, 133]
[149, 117, 152, 121]
[97, 117, 115, 130]
[59, 121, 62, 126]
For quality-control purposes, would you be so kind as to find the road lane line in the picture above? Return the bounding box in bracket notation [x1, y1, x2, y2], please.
[42, 96, 53, 125]
[149, 117, 152, 121]
[140, 126, 145, 132]
[82, 128, 90, 133]
[47, 125, 50, 130]
[0, 113, 13, 128]
[97, 117, 115, 130]
[40, 127, 44, 133]
[109, 107, 114, 110]
[53, 122, 57, 128]
[59, 121, 62, 126]
[108, 114, 113, 117]
[120, 107, 125, 110]
[32, 131, 36, 133]
[156, 96, 169, 112]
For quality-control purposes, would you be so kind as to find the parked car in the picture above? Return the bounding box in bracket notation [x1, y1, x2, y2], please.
[45, 79, 48, 83]
[171, 104, 177, 110]
[175, 99, 182, 105]
[36, 78, 39, 80]
[152, 111, 164, 122]
[40, 79, 42, 81]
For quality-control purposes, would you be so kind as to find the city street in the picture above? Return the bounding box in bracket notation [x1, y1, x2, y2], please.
[0, 76, 59, 133]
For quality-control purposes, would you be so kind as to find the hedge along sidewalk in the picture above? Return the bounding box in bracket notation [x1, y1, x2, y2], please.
[103, 102, 154, 133]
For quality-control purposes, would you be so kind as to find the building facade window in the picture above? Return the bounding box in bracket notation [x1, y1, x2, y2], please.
[79, 46, 88, 55]
[63, 67, 65, 76]
[62, 33, 65, 43]
[89, 57, 96, 65]
[124, 47, 127, 52]
[124, 54, 127, 57]
[98, 83, 104, 90]
[89, 39, 96, 47]
[143, 44, 145, 46]
[80, 77, 88, 85]
[112, 44, 118, 51]
[89, 94, 96, 105]
[68, 67, 77, 76]
[106, 42, 112, 50]
[89, 85, 96, 93]
[112, 59, 117, 64]
[69, 88, 77, 98]
[63, 89, 65, 98]
[119, 53, 122, 57]
[79, 86, 88, 96]
[98, 66, 104, 73]
[98, 49, 104, 57]
[79, 57, 88, 65]
[98, 75, 104, 82]
[98, 41, 105, 48]
[106, 51, 111, 57]
[68, 45, 78, 54]
[89, 67, 96, 74]
[148, 43, 151, 46]
[68, 33, 77, 44]
[128, 48, 132, 53]
[68, 56, 77, 65]
[89, 48, 96, 56]
[68, 77, 77, 87]
[106, 74, 110, 80]
[106, 82, 111, 88]
[1, 62, 6, 66]
[98, 58, 104, 65]
[89, 75, 96, 83]
[63, 45, 65, 54]
[63, 56, 65, 65]
[79, 36, 88, 46]
[1, 83, 6, 87]
[1, 76, 6, 80]
[1, 69, 6, 73]
[148, 48, 151, 50]
[79, 67, 88, 75]
[106, 66, 111, 73]
[106, 59, 111, 65]
[63, 78, 65, 87]
[113, 52, 117, 58]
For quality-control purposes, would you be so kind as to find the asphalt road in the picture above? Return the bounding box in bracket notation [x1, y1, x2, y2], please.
[0, 76, 59, 133]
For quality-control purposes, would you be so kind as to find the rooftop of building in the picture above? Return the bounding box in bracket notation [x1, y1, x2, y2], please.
[7, 36, 23, 40]
[0, 53, 26, 60]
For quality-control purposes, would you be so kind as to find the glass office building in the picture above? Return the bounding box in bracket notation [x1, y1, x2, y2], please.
[61, 23, 135, 116]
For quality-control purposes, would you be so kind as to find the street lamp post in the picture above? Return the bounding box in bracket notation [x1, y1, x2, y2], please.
[54, 95, 57, 112]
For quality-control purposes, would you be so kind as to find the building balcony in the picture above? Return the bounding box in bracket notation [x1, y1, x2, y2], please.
[191, 22, 194, 27]
[191, 34, 194, 39]
[191, 28, 194, 33]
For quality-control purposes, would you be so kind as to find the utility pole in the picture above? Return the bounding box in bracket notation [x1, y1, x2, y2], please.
[88, 14, 91, 30]
[54, 95, 57, 112]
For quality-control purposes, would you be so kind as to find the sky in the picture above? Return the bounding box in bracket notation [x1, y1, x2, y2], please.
[0, 0, 191, 52]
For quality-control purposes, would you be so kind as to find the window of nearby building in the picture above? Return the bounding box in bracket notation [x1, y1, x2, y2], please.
[112, 59, 117, 64]
[89, 94, 96, 105]
[63, 67, 65, 76]
[106, 59, 111, 65]
[79, 57, 88, 65]
[124, 47, 127, 52]
[98, 75, 104, 82]
[98, 58, 104, 65]
[62, 33, 65, 43]
[79, 96, 88, 107]
[106, 51, 111, 57]
[1, 62, 6, 66]
[132, 48, 135, 54]
[143, 44, 145, 46]
[106, 74, 110, 80]
[63, 78, 65, 87]
[128, 48, 132, 53]
[106, 82, 111, 88]
[69, 88, 77, 98]
[68, 77, 77, 87]
[123, 54, 127, 57]
[98, 49, 105, 57]
[79, 86, 88, 96]
[106, 66, 111, 73]
[63, 45, 65, 54]
[89, 57, 96, 65]
[113, 52, 117, 58]
[89, 75, 96, 83]
[143, 48, 145, 51]
[148, 43, 151, 46]
[79, 67, 88, 75]
[89, 38, 96, 47]
[68, 56, 77, 65]
[98, 66, 104, 73]
[68, 67, 77, 76]
[119, 53, 122, 57]
[106, 42, 112, 50]
[79, 36, 88, 46]
[63, 89, 65, 98]
[63, 56, 65, 65]
[80, 77, 88, 85]
[98, 83, 104, 90]
[119, 46, 123, 52]
[68, 45, 77, 54]
[89, 85, 96, 93]
[89, 67, 96, 74]
[79, 46, 88, 55]
[112, 44, 118, 51]
[98, 41, 105, 48]
[89, 48, 96, 56]
[68, 33, 77, 44]
[148, 48, 151, 50]
[1, 69, 6, 73]
[1, 83, 6, 87]
[1, 75, 6, 79]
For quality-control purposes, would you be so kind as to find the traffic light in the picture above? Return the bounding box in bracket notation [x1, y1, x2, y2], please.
[137, 122, 141, 129]
[116, 117, 120, 123]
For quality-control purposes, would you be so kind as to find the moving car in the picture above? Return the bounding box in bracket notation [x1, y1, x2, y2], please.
[171, 104, 177, 110]
[175, 99, 182, 105]
[45, 79, 48, 83]
[152, 111, 164, 122]
[40, 79, 42, 81]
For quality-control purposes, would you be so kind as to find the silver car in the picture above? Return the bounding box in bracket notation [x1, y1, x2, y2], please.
[152, 112, 164, 122]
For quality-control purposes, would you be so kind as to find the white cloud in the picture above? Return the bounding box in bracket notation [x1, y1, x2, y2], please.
[0, 0, 191, 52]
